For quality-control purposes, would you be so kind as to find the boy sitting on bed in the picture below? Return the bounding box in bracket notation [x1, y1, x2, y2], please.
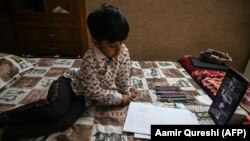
[0, 4, 136, 141]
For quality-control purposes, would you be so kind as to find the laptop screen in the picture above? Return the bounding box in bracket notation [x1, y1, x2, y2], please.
[208, 68, 249, 125]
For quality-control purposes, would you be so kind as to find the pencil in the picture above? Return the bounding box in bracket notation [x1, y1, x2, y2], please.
[158, 98, 194, 103]
[156, 91, 185, 95]
[157, 95, 186, 98]
[155, 86, 181, 91]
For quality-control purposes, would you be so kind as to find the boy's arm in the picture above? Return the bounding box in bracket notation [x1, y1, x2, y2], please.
[77, 59, 123, 105]
[115, 45, 132, 93]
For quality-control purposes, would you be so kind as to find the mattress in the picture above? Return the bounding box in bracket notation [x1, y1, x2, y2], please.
[0, 58, 218, 140]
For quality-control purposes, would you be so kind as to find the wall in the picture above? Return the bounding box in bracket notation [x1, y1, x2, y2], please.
[243, 57, 250, 80]
[86, 0, 250, 72]
[0, 0, 19, 55]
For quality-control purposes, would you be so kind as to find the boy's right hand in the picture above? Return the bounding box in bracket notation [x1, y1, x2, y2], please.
[129, 87, 137, 98]
[121, 94, 133, 106]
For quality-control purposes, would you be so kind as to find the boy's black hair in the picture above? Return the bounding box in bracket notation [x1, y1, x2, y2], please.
[87, 4, 129, 43]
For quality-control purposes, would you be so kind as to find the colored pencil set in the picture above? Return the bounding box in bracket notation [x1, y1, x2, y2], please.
[155, 86, 192, 103]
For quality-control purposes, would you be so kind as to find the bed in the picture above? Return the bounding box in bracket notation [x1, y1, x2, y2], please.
[0, 53, 248, 140]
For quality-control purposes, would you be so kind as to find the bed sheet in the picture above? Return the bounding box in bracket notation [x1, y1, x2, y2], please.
[0, 58, 212, 141]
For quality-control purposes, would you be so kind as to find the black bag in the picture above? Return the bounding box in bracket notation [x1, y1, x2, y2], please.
[199, 49, 232, 65]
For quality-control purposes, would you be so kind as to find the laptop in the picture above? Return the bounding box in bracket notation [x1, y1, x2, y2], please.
[208, 67, 249, 125]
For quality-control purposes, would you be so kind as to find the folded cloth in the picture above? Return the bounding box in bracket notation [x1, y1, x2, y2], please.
[178, 56, 226, 98]
[178, 55, 199, 74]
[242, 87, 250, 105]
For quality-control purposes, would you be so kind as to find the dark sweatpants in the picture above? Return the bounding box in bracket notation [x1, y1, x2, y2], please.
[1, 76, 85, 141]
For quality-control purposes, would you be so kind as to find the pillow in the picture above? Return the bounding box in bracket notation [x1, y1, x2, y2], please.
[0, 53, 34, 89]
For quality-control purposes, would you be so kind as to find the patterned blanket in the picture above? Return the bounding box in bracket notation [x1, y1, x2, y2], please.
[0, 58, 222, 140]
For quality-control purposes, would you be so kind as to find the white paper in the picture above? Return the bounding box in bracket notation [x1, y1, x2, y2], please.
[134, 133, 151, 139]
[123, 102, 199, 135]
[195, 95, 213, 106]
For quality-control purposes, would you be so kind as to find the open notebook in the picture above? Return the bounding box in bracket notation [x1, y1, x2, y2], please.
[208, 67, 249, 125]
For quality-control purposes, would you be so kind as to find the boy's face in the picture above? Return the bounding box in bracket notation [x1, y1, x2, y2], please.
[94, 39, 123, 59]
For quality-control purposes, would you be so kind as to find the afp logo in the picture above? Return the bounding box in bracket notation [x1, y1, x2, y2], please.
[222, 129, 246, 138]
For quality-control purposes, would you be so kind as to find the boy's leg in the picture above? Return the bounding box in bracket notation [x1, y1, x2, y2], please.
[0, 76, 73, 124]
[2, 94, 85, 141]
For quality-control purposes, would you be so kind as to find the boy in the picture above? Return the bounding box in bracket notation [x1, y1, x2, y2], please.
[0, 4, 136, 141]
[67, 4, 136, 107]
